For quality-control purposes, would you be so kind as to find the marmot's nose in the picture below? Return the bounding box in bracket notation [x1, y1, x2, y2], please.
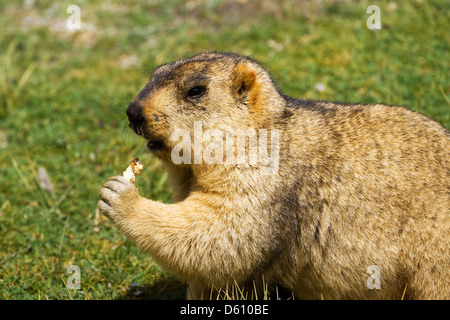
[126, 101, 145, 135]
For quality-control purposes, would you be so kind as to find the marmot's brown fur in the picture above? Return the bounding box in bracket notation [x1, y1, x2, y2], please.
[99, 52, 449, 299]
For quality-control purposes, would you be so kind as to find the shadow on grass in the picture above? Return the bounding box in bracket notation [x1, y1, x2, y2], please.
[117, 276, 295, 300]
[118, 276, 295, 300]
[119, 276, 188, 300]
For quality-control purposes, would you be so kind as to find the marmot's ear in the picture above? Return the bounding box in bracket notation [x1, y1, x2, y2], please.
[232, 64, 258, 102]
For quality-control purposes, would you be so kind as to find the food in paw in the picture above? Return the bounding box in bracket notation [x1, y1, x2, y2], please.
[122, 158, 143, 183]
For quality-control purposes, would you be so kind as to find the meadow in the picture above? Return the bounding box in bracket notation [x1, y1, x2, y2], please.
[0, 0, 448, 299]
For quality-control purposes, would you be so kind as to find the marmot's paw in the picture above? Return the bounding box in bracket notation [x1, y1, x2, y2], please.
[98, 175, 140, 221]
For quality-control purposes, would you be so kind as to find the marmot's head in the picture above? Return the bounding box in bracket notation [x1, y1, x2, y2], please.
[127, 52, 282, 161]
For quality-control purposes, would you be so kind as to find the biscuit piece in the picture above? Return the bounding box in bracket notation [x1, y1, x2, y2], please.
[122, 158, 143, 183]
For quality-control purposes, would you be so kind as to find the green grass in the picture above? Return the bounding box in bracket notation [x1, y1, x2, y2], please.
[0, 0, 448, 299]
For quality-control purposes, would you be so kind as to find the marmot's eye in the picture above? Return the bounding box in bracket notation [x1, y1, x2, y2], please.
[186, 86, 206, 98]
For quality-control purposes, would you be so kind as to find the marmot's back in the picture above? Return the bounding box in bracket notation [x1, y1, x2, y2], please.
[276, 98, 449, 298]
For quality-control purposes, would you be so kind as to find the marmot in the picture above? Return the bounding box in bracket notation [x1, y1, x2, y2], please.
[98, 52, 449, 299]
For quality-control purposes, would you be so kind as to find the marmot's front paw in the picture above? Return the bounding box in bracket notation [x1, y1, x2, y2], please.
[98, 176, 141, 222]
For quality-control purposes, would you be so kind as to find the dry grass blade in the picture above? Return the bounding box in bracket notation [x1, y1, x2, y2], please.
[0, 41, 35, 118]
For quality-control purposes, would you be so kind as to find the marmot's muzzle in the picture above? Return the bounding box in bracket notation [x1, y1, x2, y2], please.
[126, 101, 145, 136]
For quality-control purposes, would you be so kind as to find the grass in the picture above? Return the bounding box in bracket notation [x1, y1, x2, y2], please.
[0, 0, 448, 300]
